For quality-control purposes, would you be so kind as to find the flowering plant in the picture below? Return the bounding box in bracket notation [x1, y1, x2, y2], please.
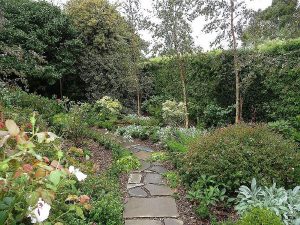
[0, 115, 88, 224]
[162, 100, 185, 126]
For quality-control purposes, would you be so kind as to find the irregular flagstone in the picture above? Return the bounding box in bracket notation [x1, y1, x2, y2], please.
[164, 218, 184, 225]
[128, 173, 143, 184]
[127, 183, 144, 189]
[145, 184, 174, 196]
[128, 187, 148, 197]
[125, 219, 163, 225]
[144, 173, 166, 185]
[152, 162, 163, 166]
[134, 151, 152, 160]
[134, 160, 151, 172]
[124, 197, 179, 218]
[133, 145, 154, 152]
[149, 165, 168, 174]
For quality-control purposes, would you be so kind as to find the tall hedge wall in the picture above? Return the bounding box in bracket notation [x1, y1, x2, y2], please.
[142, 38, 300, 124]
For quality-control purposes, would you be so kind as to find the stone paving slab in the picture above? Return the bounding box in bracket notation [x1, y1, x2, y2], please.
[128, 187, 148, 197]
[127, 183, 144, 189]
[164, 218, 184, 225]
[124, 197, 179, 218]
[134, 151, 152, 160]
[134, 160, 151, 172]
[133, 145, 154, 152]
[144, 173, 166, 185]
[149, 165, 168, 174]
[125, 219, 163, 225]
[145, 184, 174, 196]
[128, 174, 143, 184]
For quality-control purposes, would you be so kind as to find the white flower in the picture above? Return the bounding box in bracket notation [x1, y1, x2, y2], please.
[68, 166, 87, 182]
[36, 132, 59, 143]
[28, 198, 51, 224]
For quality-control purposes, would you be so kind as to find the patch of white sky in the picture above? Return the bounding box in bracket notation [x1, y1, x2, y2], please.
[49, 0, 272, 51]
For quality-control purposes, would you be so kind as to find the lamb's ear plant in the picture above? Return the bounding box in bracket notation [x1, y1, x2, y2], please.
[235, 178, 300, 225]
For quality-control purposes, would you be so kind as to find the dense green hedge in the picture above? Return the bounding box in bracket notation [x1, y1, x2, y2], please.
[142, 38, 300, 125]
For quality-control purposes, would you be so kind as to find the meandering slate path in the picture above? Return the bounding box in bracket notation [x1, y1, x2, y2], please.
[96, 129, 183, 225]
[124, 144, 183, 225]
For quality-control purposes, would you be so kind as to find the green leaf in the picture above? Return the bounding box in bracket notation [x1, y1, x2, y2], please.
[48, 170, 63, 186]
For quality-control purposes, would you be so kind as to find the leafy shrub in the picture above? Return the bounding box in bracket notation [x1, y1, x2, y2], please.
[52, 105, 88, 144]
[187, 175, 228, 206]
[162, 100, 185, 126]
[163, 171, 180, 188]
[238, 208, 284, 225]
[236, 178, 300, 225]
[203, 103, 234, 128]
[116, 125, 159, 141]
[0, 87, 65, 120]
[116, 156, 141, 173]
[142, 96, 164, 121]
[195, 203, 210, 220]
[150, 152, 168, 162]
[182, 124, 299, 192]
[89, 193, 123, 225]
[95, 96, 122, 117]
[122, 114, 160, 127]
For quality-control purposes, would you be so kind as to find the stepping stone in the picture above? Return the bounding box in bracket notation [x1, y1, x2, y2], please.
[128, 187, 148, 197]
[125, 220, 163, 225]
[144, 174, 166, 185]
[152, 162, 163, 166]
[124, 197, 179, 218]
[133, 145, 154, 152]
[127, 183, 144, 189]
[149, 165, 168, 174]
[134, 151, 152, 160]
[145, 184, 174, 196]
[134, 160, 151, 172]
[128, 174, 142, 184]
[164, 219, 184, 225]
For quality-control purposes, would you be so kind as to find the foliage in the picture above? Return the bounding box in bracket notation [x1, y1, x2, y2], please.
[122, 114, 160, 127]
[0, 116, 89, 224]
[162, 100, 185, 126]
[143, 38, 300, 125]
[66, 0, 137, 104]
[243, 0, 300, 46]
[150, 152, 168, 162]
[235, 178, 300, 225]
[52, 105, 88, 145]
[203, 103, 234, 128]
[187, 175, 228, 206]
[163, 171, 180, 189]
[116, 125, 158, 141]
[182, 124, 300, 193]
[0, 0, 82, 96]
[195, 203, 210, 220]
[96, 96, 123, 117]
[238, 207, 284, 225]
[0, 86, 65, 121]
[116, 155, 141, 173]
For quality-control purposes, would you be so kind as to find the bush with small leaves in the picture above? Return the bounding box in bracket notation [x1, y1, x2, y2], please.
[238, 208, 284, 225]
[182, 124, 300, 193]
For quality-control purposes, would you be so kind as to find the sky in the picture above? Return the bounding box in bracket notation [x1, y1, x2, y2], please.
[49, 0, 273, 51]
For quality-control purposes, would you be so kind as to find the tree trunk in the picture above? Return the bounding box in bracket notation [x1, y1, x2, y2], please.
[59, 78, 63, 99]
[230, 0, 242, 124]
[132, 33, 141, 117]
[177, 54, 189, 128]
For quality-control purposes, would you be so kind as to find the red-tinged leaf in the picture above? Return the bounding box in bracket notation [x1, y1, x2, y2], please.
[22, 164, 33, 173]
[79, 195, 90, 204]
